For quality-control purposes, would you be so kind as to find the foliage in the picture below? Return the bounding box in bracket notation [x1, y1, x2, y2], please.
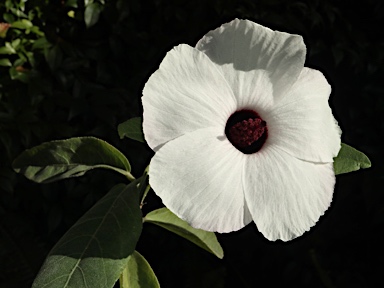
[11, 134, 226, 287]
[144, 207, 224, 259]
[118, 117, 144, 143]
[32, 181, 143, 288]
[12, 137, 132, 183]
[333, 143, 371, 175]
[120, 251, 160, 288]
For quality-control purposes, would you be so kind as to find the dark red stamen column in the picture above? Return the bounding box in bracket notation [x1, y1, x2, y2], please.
[225, 109, 268, 154]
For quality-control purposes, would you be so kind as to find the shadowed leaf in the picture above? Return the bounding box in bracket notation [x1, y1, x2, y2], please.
[118, 117, 144, 143]
[144, 208, 224, 259]
[0, 58, 11, 66]
[13, 137, 131, 183]
[32, 181, 143, 288]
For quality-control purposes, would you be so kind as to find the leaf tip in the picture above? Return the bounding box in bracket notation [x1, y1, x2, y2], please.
[361, 157, 372, 169]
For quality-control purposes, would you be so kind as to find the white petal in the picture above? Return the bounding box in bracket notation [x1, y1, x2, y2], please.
[266, 68, 341, 163]
[149, 127, 252, 233]
[142, 44, 236, 151]
[196, 19, 306, 100]
[228, 69, 274, 119]
[243, 145, 335, 241]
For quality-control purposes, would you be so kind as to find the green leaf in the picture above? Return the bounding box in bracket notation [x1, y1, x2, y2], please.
[9, 7, 28, 18]
[5, 0, 12, 9]
[11, 19, 33, 29]
[32, 181, 143, 288]
[32, 37, 49, 50]
[84, 2, 103, 28]
[144, 208, 224, 259]
[65, 0, 78, 8]
[11, 38, 21, 49]
[13, 136, 132, 183]
[118, 117, 145, 143]
[334, 143, 371, 175]
[9, 66, 29, 83]
[3, 13, 15, 23]
[67, 10, 75, 18]
[137, 167, 149, 204]
[0, 58, 12, 66]
[0, 43, 16, 54]
[120, 251, 160, 288]
[30, 25, 44, 36]
[44, 44, 63, 70]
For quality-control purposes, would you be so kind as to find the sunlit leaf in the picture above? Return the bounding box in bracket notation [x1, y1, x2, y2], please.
[0, 43, 16, 54]
[13, 136, 132, 183]
[0, 58, 12, 66]
[11, 19, 33, 29]
[32, 181, 143, 288]
[334, 143, 371, 175]
[67, 10, 75, 18]
[119, 251, 160, 288]
[30, 25, 44, 36]
[11, 38, 20, 49]
[9, 8, 28, 18]
[118, 117, 144, 143]
[144, 208, 224, 259]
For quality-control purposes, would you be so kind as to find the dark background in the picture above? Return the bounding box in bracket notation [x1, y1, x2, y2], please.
[0, 0, 383, 287]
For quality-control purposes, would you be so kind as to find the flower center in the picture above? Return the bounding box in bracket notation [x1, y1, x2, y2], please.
[225, 109, 268, 154]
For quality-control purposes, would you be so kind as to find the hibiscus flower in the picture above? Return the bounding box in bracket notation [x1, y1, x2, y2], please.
[142, 19, 341, 241]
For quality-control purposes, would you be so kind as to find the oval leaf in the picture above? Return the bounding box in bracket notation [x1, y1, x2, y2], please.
[334, 143, 371, 175]
[84, 2, 103, 28]
[10, 19, 33, 29]
[118, 117, 145, 143]
[0, 43, 16, 54]
[32, 37, 49, 50]
[0, 58, 12, 66]
[44, 45, 63, 71]
[32, 181, 143, 288]
[119, 251, 160, 288]
[13, 136, 131, 183]
[144, 208, 224, 259]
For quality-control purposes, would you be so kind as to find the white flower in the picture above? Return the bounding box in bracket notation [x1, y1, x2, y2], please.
[142, 19, 341, 241]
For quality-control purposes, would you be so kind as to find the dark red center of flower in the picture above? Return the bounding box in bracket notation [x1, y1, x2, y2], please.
[225, 109, 268, 154]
